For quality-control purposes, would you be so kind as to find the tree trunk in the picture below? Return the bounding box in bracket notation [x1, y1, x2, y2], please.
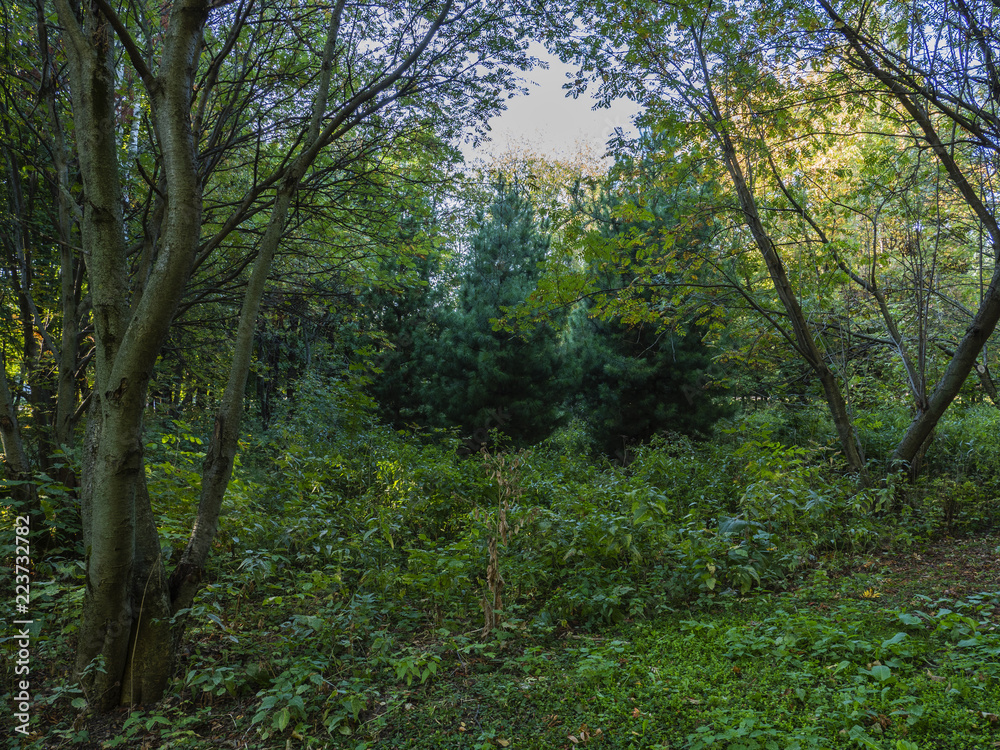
[169, 0, 358, 620]
[715, 130, 865, 471]
[890, 279, 1000, 466]
[168, 1, 345, 614]
[40, 0, 86, 535]
[56, 0, 208, 708]
[732, 165, 865, 472]
[55, 0, 476, 711]
[121, 474, 173, 704]
[819, 0, 1000, 471]
[688, 30, 866, 473]
[1, 145, 48, 537]
[169, 189, 291, 616]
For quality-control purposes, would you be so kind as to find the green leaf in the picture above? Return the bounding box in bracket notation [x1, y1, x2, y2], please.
[881, 632, 907, 648]
[276, 707, 291, 732]
[206, 613, 226, 629]
[870, 665, 892, 682]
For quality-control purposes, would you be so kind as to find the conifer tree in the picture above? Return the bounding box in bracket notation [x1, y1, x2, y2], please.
[570, 311, 729, 459]
[421, 177, 564, 445]
[566, 144, 732, 457]
[365, 212, 449, 427]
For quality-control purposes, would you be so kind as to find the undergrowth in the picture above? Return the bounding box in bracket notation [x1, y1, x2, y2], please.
[3, 402, 1000, 748]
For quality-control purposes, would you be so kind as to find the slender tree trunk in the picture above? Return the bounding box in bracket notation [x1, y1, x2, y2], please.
[891, 277, 1000, 465]
[3, 64, 76, 492]
[166, 0, 453, 627]
[39, 0, 86, 453]
[169, 3, 346, 615]
[819, 0, 1000, 471]
[686, 30, 865, 472]
[775, 171, 929, 417]
[728, 157, 865, 471]
[169, 188, 292, 616]
[715, 132, 866, 471]
[1, 113, 50, 544]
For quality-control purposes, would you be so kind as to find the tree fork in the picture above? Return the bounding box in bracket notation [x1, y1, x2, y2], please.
[57, 0, 210, 708]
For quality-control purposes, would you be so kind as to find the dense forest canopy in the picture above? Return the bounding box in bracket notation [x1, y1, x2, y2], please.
[3, 0, 1000, 744]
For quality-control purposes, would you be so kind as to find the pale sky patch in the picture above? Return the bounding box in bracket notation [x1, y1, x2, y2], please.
[464, 43, 641, 164]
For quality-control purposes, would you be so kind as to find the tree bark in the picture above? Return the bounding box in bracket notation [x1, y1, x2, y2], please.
[56, 0, 209, 708]
[975, 361, 1000, 407]
[890, 284, 1000, 465]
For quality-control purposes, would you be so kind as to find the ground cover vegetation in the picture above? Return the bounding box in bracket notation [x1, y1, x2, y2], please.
[3, 0, 1000, 747]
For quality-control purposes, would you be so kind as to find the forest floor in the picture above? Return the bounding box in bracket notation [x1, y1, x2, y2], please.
[858, 533, 1000, 603]
[26, 532, 1000, 750]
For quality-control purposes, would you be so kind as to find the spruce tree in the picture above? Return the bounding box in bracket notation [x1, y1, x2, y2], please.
[363, 212, 448, 427]
[421, 177, 564, 445]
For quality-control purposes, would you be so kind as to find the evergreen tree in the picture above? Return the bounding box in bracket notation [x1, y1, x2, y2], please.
[565, 141, 732, 458]
[570, 311, 730, 459]
[421, 177, 564, 445]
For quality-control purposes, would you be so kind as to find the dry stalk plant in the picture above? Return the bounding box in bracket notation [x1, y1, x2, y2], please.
[478, 449, 534, 637]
